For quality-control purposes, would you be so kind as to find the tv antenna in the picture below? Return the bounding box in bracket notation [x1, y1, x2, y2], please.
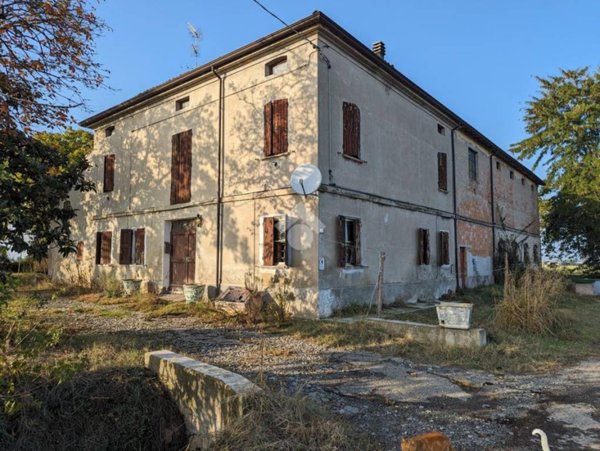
[187, 22, 202, 67]
[290, 164, 322, 197]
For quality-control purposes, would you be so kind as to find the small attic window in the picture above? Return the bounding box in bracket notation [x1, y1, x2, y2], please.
[437, 124, 445, 135]
[521, 177, 525, 185]
[496, 161, 501, 170]
[175, 96, 190, 111]
[510, 170, 514, 179]
[531, 184, 534, 192]
[265, 56, 288, 76]
[104, 126, 115, 137]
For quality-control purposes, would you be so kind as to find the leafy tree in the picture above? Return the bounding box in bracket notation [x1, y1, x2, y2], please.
[512, 67, 600, 269]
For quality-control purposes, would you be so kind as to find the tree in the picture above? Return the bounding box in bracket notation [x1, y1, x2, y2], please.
[512, 67, 600, 269]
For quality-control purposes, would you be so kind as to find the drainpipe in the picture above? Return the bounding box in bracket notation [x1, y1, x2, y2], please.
[450, 124, 461, 290]
[489, 154, 496, 282]
[212, 66, 225, 294]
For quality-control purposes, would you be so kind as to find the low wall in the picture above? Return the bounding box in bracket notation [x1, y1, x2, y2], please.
[363, 318, 487, 348]
[144, 350, 261, 448]
[573, 282, 600, 296]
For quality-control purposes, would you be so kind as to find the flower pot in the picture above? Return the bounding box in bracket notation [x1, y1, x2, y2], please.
[436, 302, 473, 330]
[183, 284, 205, 303]
[122, 279, 142, 295]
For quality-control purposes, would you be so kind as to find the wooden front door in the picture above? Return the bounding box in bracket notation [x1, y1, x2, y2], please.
[170, 220, 196, 288]
[459, 246, 467, 289]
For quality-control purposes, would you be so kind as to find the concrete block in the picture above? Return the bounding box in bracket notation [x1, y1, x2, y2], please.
[574, 283, 595, 296]
[144, 350, 261, 447]
[365, 318, 487, 348]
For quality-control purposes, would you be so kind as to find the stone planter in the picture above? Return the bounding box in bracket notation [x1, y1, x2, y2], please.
[436, 302, 473, 330]
[183, 284, 205, 303]
[122, 279, 142, 296]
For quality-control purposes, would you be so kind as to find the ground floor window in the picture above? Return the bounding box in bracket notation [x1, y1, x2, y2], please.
[263, 216, 288, 266]
[119, 228, 145, 265]
[95, 231, 112, 265]
[417, 228, 430, 265]
[338, 216, 361, 267]
[439, 231, 450, 266]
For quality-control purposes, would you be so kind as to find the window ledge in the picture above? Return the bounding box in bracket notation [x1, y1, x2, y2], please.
[262, 152, 291, 160]
[341, 265, 367, 273]
[259, 264, 289, 271]
[438, 189, 448, 194]
[340, 153, 366, 164]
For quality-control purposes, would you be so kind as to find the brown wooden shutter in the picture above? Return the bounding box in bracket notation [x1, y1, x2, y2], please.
[343, 102, 360, 158]
[180, 130, 192, 203]
[337, 216, 346, 267]
[354, 219, 361, 266]
[119, 229, 133, 265]
[103, 154, 115, 192]
[170, 134, 179, 204]
[417, 228, 423, 265]
[95, 232, 102, 264]
[135, 228, 145, 265]
[76, 241, 84, 262]
[439, 231, 449, 266]
[264, 102, 273, 157]
[424, 229, 430, 265]
[263, 217, 275, 266]
[438, 152, 447, 191]
[101, 231, 112, 265]
[273, 99, 288, 155]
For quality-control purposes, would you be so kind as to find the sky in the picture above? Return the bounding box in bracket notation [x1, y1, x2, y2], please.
[77, 0, 600, 179]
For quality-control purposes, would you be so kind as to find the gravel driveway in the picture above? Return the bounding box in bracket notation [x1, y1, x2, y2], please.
[47, 298, 600, 450]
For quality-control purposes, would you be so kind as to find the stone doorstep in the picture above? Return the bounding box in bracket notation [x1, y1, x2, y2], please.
[332, 317, 487, 349]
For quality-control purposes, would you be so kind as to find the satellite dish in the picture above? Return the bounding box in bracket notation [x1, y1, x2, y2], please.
[290, 164, 322, 196]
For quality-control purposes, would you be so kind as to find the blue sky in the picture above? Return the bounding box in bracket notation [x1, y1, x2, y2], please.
[79, 0, 600, 178]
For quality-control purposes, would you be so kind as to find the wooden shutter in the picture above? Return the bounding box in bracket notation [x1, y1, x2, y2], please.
[337, 216, 346, 267]
[263, 217, 275, 266]
[354, 219, 361, 266]
[170, 134, 179, 204]
[119, 229, 133, 265]
[135, 228, 145, 265]
[95, 232, 102, 264]
[439, 231, 449, 266]
[438, 152, 447, 191]
[101, 231, 112, 265]
[264, 102, 273, 157]
[273, 99, 288, 155]
[103, 154, 115, 192]
[76, 241, 84, 262]
[423, 229, 430, 265]
[343, 102, 360, 158]
[180, 130, 192, 203]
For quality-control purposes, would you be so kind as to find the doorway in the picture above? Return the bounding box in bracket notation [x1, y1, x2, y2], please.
[169, 219, 196, 289]
[459, 246, 467, 289]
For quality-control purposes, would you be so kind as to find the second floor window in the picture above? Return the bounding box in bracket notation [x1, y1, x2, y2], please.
[264, 99, 288, 157]
[170, 130, 193, 204]
[343, 102, 361, 159]
[438, 152, 448, 192]
[103, 154, 115, 192]
[468, 148, 478, 182]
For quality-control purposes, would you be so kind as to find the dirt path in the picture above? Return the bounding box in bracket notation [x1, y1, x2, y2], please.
[47, 298, 600, 450]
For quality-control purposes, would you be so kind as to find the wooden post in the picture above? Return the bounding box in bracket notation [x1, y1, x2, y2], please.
[377, 252, 386, 317]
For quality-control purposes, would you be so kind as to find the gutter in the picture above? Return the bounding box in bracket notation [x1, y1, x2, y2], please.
[450, 125, 461, 289]
[211, 66, 225, 294]
[489, 154, 496, 281]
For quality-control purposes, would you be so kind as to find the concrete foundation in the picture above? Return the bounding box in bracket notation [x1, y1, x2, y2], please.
[145, 350, 261, 448]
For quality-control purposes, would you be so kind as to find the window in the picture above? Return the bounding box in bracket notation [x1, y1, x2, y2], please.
[468, 148, 478, 182]
[417, 228, 430, 265]
[342, 102, 361, 159]
[439, 231, 450, 266]
[76, 241, 84, 262]
[523, 243, 530, 264]
[103, 154, 115, 192]
[533, 244, 540, 264]
[496, 161, 501, 170]
[264, 99, 288, 157]
[119, 228, 145, 265]
[265, 56, 288, 76]
[262, 216, 288, 266]
[437, 124, 446, 135]
[510, 170, 514, 179]
[175, 96, 190, 111]
[531, 184, 535, 192]
[521, 177, 525, 186]
[338, 216, 361, 267]
[104, 126, 115, 137]
[170, 130, 193, 204]
[438, 152, 448, 192]
[95, 231, 112, 265]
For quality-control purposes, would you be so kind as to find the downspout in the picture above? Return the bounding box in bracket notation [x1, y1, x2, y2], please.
[450, 125, 461, 290]
[212, 66, 224, 294]
[489, 154, 496, 282]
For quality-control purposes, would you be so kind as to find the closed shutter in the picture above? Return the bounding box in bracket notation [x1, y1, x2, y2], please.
[354, 219, 361, 266]
[273, 99, 288, 155]
[263, 217, 275, 266]
[95, 232, 102, 264]
[170, 134, 179, 204]
[170, 131, 192, 204]
[76, 241, 84, 261]
[135, 228, 145, 265]
[101, 231, 112, 265]
[337, 216, 346, 267]
[119, 229, 133, 265]
[343, 102, 360, 158]
[423, 229, 430, 265]
[439, 231, 449, 266]
[264, 102, 273, 157]
[103, 154, 115, 192]
[438, 152, 447, 191]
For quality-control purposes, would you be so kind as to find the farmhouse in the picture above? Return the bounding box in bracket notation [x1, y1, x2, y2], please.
[48, 11, 542, 317]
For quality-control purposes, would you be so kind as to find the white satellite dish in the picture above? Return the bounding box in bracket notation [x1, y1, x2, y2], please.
[290, 164, 322, 196]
